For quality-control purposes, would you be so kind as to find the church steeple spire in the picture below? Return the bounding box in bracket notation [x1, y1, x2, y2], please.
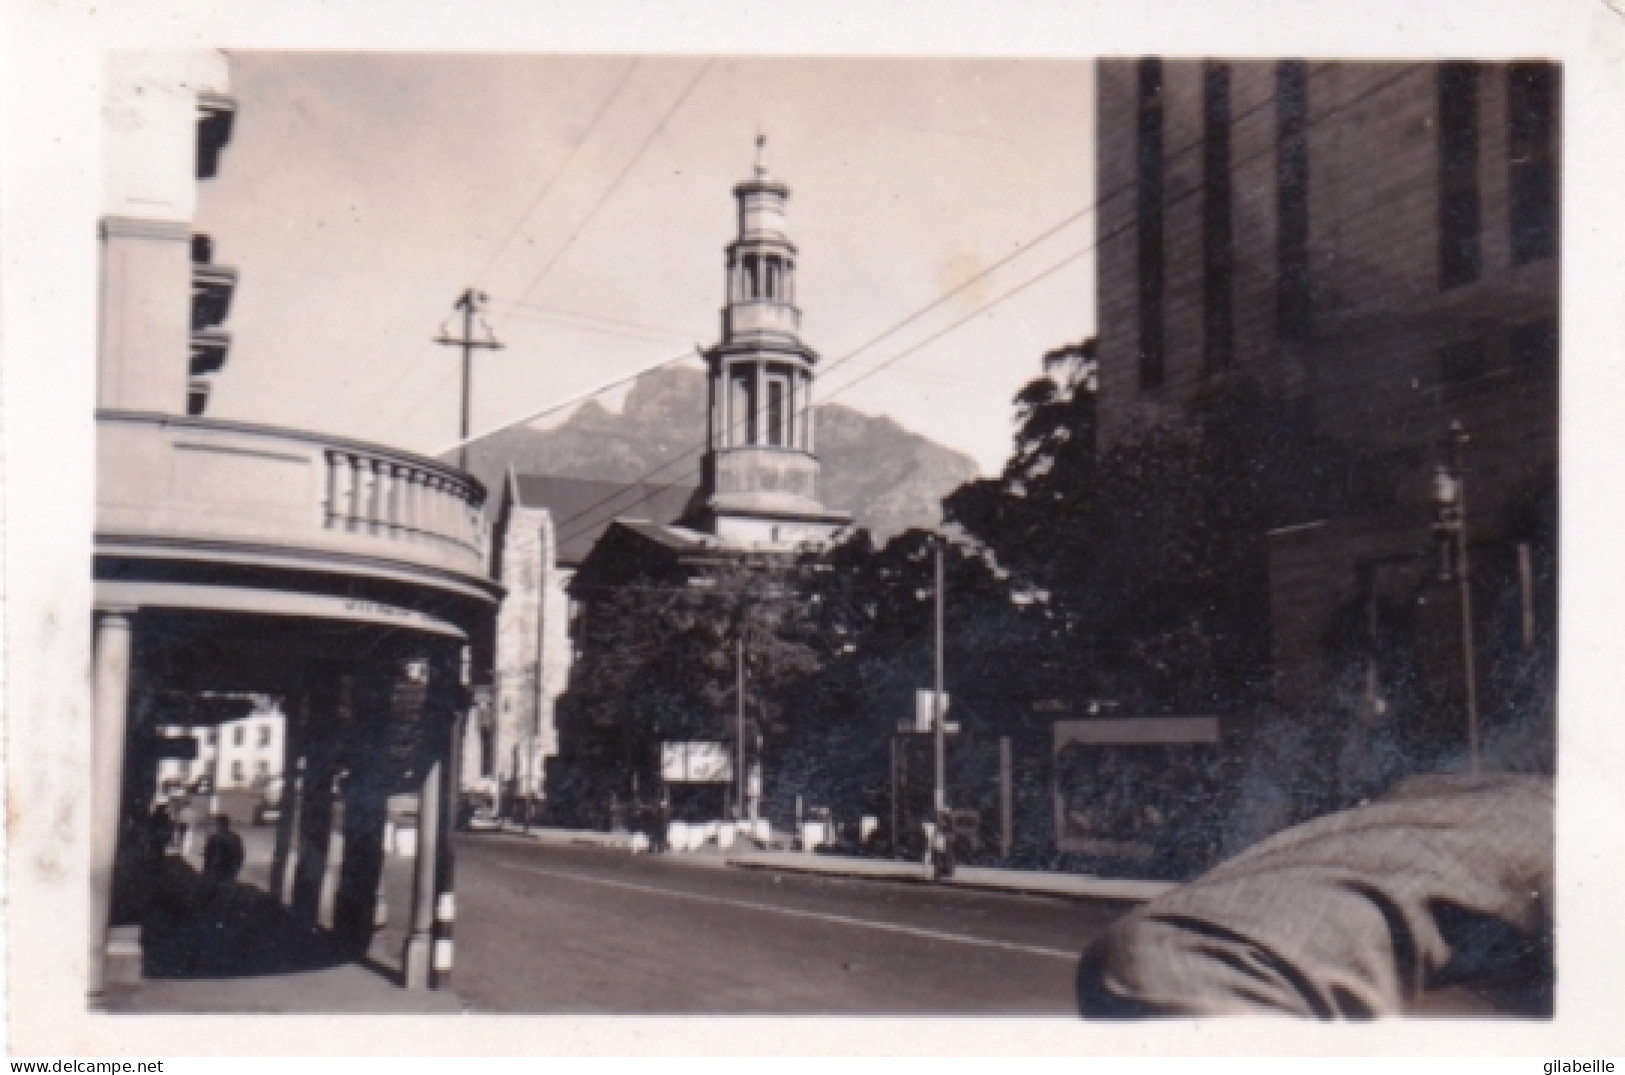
[753, 132, 770, 179]
[697, 138, 850, 548]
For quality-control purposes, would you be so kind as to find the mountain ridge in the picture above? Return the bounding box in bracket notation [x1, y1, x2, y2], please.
[460, 365, 981, 542]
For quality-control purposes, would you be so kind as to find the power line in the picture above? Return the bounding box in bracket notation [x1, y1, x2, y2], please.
[468, 58, 643, 291]
[489, 301, 694, 344]
[510, 59, 715, 309]
[371, 60, 649, 437]
[377, 60, 713, 443]
[363, 65, 639, 432]
[539, 65, 1418, 552]
[392, 53, 1255, 446]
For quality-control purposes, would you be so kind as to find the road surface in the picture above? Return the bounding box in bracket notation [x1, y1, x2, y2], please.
[445, 833, 1132, 1014]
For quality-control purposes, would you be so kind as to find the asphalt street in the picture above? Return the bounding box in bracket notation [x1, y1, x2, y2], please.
[444, 832, 1133, 1014]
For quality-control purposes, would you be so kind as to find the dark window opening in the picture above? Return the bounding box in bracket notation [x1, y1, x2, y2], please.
[1439, 63, 1482, 289]
[1509, 63, 1558, 265]
[1439, 338, 1486, 384]
[1277, 60, 1311, 339]
[767, 379, 785, 447]
[1137, 57, 1166, 390]
[1203, 61, 1234, 370]
[730, 370, 756, 445]
[1511, 318, 1558, 368]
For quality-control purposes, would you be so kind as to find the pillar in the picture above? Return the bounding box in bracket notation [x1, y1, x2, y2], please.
[333, 663, 392, 957]
[87, 609, 135, 1005]
[267, 689, 307, 904]
[999, 736, 1013, 860]
[402, 756, 441, 989]
[290, 676, 343, 938]
[804, 371, 815, 454]
[752, 363, 764, 447]
[722, 361, 734, 449]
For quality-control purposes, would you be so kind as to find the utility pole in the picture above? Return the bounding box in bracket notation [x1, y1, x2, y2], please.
[1450, 422, 1479, 777]
[434, 289, 505, 473]
[736, 635, 746, 822]
[934, 540, 946, 816]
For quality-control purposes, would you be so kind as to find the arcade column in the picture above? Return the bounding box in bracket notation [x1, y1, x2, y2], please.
[87, 609, 135, 1006]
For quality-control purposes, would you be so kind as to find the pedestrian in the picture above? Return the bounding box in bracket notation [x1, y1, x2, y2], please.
[176, 797, 197, 857]
[931, 809, 955, 880]
[202, 815, 245, 886]
[653, 796, 670, 854]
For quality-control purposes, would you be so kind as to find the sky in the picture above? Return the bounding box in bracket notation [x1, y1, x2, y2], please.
[194, 53, 1096, 475]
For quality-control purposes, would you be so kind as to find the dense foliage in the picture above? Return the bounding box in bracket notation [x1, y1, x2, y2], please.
[548, 337, 1432, 873]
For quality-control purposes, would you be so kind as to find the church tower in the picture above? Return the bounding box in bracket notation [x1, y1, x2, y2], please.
[699, 137, 850, 547]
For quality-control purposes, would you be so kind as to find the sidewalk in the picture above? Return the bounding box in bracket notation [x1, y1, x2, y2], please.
[507, 825, 1176, 901]
[727, 849, 1178, 902]
[105, 822, 462, 1014]
[103, 960, 463, 1014]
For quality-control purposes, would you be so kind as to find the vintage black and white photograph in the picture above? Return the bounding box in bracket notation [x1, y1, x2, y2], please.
[7, 0, 1625, 1057]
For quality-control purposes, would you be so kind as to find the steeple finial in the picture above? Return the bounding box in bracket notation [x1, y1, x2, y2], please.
[753, 132, 769, 179]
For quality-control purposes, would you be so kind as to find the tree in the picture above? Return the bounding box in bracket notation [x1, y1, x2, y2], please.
[547, 551, 823, 826]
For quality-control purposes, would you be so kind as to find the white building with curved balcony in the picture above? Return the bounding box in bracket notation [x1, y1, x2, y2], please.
[90, 51, 498, 1004]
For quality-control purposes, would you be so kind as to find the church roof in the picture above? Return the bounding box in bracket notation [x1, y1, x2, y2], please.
[510, 474, 699, 566]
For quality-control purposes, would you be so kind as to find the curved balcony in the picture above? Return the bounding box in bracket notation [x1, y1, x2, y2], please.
[96, 411, 494, 603]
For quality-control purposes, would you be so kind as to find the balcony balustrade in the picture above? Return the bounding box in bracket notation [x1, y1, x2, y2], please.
[97, 411, 490, 594]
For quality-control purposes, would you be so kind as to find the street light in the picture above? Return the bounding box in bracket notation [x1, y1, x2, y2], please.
[1430, 420, 1480, 776]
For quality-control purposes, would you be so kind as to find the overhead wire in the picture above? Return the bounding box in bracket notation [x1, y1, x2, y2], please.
[509, 58, 716, 309]
[380, 59, 714, 443]
[369, 59, 644, 436]
[537, 64, 1420, 553]
[488, 299, 695, 344]
[467, 58, 644, 292]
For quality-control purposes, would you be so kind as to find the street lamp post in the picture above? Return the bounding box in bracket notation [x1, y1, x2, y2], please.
[933, 539, 947, 817]
[1431, 420, 1480, 776]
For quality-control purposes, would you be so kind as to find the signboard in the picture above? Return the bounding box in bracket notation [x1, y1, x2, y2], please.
[914, 689, 950, 732]
[660, 741, 734, 784]
[1052, 716, 1223, 856]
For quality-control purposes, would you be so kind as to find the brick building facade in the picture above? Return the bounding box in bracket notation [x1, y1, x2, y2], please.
[1094, 60, 1558, 772]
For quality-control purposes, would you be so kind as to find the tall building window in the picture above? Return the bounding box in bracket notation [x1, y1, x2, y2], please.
[1137, 57, 1166, 389]
[258, 725, 271, 748]
[1203, 61, 1234, 370]
[1438, 62, 1482, 289]
[1277, 60, 1311, 339]
[1509, 63, 1557, 265]
[233, 725, 245, 747]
